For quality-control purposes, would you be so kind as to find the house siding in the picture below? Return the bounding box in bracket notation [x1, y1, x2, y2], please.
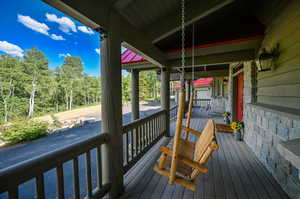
[237, 2, 300, 198]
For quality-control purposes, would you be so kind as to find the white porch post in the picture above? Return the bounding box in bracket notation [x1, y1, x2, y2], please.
[131, 69, 140, 120]
[100, 29, 124, 198]
[161, 68, 170, 137]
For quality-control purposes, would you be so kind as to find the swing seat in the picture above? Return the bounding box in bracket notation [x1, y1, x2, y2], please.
[154, 119, 218, 191]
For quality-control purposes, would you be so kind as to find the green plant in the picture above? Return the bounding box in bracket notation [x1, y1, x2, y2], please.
[0, 120, 49, 144]
[230, 121, 244, 130]
[223, 112, 231, 117]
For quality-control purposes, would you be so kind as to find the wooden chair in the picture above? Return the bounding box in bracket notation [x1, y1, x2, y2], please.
[153, 90, 219, 191]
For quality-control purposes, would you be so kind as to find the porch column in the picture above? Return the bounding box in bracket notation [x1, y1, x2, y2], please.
[100, 30, 124, 198]
[161, 68, 170, 137]
[131, 69, 140, 120]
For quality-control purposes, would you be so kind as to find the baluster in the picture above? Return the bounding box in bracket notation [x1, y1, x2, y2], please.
[85, 151, 92, 199]
[126, 132, 129, 163]
[56, 164, 65, 199]
[36, 173, 45, 199]
[145, 121, 149, 146]
[149, 120, 152, 143]
[73, 157, 80, 199]
[138, 125, 143, 153]
[141, 123, 144, 150]
[135, 127, 139, 156]
[156, 117, 158, 138]
[130, 131, 134, 160]
[8, 187, 18, 199]
[96, 146, 102, 190]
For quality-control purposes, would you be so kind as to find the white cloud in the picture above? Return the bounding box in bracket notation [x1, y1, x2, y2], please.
[46, 13, 77, 33]
[50, 34, 65, 40]
[0, 41, 24, 57]
[78, 26, 94, 34]
[18, 14, 49, 35]
[95, 48, 100, 55]
[59, 53, 71, 58]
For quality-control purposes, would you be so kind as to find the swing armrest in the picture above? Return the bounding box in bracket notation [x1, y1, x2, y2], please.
[159, 146, 208, 173]
[181, 126, 202, 137]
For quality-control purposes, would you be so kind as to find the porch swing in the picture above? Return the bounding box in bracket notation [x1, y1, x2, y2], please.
[153, 0, 219, 191]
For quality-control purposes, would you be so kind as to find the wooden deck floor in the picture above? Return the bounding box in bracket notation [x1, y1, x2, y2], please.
[121, 110, 290, 199]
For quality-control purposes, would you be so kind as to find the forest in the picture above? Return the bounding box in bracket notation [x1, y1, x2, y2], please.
[0, 48, 160, 123]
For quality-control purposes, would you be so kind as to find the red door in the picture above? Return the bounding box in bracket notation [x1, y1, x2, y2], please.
[236, 73, 244, 121]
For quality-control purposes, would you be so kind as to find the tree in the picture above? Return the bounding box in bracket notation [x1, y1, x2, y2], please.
[122, 74, 131, 101]
[0, 55, 23, 121]
[60, 56, 84, 110]
[23, 48, 49, 118]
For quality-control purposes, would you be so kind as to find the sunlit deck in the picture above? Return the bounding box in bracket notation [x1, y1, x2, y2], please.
[122, 109, 290, 199]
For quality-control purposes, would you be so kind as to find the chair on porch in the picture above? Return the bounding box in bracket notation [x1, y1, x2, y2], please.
[154, 91, 219, 191]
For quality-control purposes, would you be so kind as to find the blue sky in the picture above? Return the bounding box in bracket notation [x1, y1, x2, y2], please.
[0, 0, 126, 76]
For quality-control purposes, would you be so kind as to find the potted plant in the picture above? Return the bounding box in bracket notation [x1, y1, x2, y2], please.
[222, 112, 231, 124]
[230, 121, 244, 141]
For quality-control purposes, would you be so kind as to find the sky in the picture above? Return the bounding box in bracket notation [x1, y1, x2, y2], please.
[0, 0, 127, 76]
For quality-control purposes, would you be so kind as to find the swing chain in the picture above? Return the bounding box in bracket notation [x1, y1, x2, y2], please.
[181, 0, 185, 86]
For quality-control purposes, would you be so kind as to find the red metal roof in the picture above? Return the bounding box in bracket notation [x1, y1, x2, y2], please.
[121, 35, 264, 64]
[121, 49, 146, 64]
[172, 78, 213, 89]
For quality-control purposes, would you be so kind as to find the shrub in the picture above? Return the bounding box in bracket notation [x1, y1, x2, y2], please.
[0, 120, 49, 144]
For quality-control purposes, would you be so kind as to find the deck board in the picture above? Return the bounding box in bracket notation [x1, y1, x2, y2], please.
[121, 109, 290, 199]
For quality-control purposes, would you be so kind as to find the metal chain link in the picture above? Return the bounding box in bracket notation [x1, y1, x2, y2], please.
[181, 0, 185, 86]
[192, 23, 195, 82]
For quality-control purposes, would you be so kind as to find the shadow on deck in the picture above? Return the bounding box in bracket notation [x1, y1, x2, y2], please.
[121, 109, 290, 199]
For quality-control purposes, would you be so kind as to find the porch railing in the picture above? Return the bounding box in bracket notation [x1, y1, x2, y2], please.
[122, 109, 166, 173]
[193, 98, 211, 110]
[0, 133, 110, 199]
[170, 105, 178, 120]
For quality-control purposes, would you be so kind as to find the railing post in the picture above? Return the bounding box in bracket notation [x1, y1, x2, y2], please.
[100, 29, 124, 198]
[131, 69, 140, 120]
[161, 68, 170, 137]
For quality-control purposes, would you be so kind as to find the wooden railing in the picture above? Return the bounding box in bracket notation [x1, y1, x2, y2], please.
[122, 110, 167, 173]
[193, 99, 211, 110]
[170, 105, 178, 120]
[0, 133, 110, 199]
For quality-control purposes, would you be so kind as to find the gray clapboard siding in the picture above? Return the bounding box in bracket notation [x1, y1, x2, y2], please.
[257, 84, 300, 97]
[256, 1, 300, 109]
[257, 96, 300, 109]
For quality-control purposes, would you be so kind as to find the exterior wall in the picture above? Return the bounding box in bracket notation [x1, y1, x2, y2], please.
[211, 97, 227, 113]
[230, 2, 300, 198]
[211, 78, 228, 113]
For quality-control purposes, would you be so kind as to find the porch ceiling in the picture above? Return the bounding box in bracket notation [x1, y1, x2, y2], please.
[43, 0, 286, 70]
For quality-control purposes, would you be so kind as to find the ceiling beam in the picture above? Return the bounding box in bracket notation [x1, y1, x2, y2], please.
[145, 0, 235, 43]
[167, 49, 255, 68]
[43, 0, 167, 67]
[158, 69, 229, 81]
[122, 49, 255, 69]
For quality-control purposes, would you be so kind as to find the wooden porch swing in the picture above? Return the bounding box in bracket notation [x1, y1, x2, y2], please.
[153, 0, 219, 191]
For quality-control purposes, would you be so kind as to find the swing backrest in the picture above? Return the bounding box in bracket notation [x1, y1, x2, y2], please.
[193, 119, 215, 163]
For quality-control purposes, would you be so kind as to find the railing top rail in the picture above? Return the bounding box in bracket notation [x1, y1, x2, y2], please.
[170, 104, 178, 110]
[193, 99, 211, 101]
[122, 109, 166, 133]
[0, 133, 109, 192]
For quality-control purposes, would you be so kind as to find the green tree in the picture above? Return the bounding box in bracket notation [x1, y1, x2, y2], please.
[0, 55, 23, 121]
[23, 48, 49, 118]
[122, 74, 131, 101]
[60, 56, 84, 110]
